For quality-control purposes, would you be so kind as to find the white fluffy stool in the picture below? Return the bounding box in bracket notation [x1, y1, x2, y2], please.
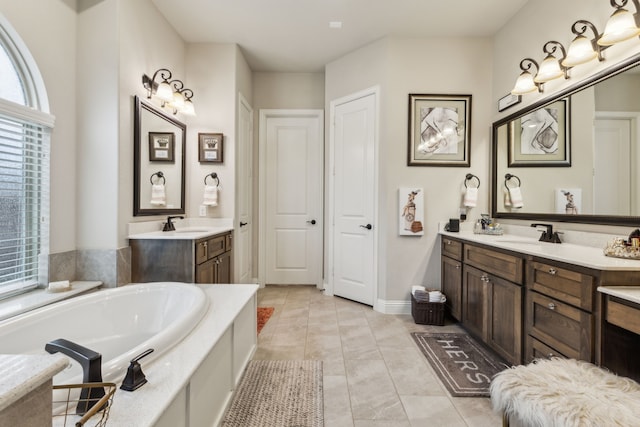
[490, 358, 640, 427]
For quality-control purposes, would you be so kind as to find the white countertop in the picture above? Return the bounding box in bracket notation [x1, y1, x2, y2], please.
[0, 353, 68, 412]
[441, 230, 640, 271]
[128, 225, 234, 240]
[598, 286, 640, 305]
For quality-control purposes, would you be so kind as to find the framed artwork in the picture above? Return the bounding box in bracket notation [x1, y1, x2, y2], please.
[508, 98, 571, 167]
[407, 93, 472, 167]
[399, 187, 424, 236]
[148, 132, 175, 162]
[555, 188, 582, 215]
[498, 93, 521, 112]
[198, 133, 223, 163]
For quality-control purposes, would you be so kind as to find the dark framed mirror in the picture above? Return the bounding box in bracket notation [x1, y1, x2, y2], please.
[133, 95, 186, 216]
[491, 53, 640, 226]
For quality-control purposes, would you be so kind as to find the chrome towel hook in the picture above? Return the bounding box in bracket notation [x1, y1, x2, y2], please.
[204, 172, 220, 186]
[464, 173, 480, 188]
[150, 171, 165, 185]
[505, 173, 521, 188]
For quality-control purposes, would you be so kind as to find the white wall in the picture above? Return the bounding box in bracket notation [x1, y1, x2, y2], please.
[326, 36, 493, 301]
[0, 0, 77, 254]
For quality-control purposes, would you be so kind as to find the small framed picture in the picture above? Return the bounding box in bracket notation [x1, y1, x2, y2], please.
[148, 132, 175, 162]
[407, 93, 472, 167]
[199, 133, 224, 163]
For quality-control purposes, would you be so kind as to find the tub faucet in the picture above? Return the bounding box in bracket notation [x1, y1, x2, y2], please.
[531, 223, 562, 244]
[45, 338, 105, 415]
[162, 215, 184, 232]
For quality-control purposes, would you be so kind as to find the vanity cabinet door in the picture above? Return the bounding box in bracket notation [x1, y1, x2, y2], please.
[196, 258, 215, 283]
[442, 255, 462, 321]
[214, 251, 232, 284]
[487, 275, 522, 364]
[462, 264, 489, 341]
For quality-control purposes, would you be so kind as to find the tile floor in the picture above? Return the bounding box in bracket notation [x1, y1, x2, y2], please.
[254, 285, 502, 427]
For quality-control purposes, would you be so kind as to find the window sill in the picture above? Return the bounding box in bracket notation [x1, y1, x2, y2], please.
[0, 281, 102, 322]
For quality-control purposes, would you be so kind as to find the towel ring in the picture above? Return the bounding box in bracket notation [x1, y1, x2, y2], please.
[150, 171, 165, 185]
[204, 172, 220, 186]
[504, 173, 521, 189]
[464, 173, 480, 189]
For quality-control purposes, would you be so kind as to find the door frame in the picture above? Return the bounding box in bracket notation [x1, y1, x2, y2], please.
[327, 86, 380, 309]
[258, 109, 324, 288]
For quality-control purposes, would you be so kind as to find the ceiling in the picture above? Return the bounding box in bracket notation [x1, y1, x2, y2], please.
[152, 0, 530, 73]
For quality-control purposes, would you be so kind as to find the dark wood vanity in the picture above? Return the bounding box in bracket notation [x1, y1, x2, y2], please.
[441, 233, 640, 374]
[131, 230, 233, 284]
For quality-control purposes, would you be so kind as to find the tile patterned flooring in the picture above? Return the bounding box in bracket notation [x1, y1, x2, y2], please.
[254, 285, 502, 427]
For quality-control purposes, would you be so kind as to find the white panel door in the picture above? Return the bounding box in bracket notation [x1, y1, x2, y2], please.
[594, 118, 631, 215]
[263, 111, 323, 285]
[236, 94, 253, 284]
[331, 90, 377, 306]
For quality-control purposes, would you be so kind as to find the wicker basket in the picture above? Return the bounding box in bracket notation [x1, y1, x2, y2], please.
[411, 294, 445, 326]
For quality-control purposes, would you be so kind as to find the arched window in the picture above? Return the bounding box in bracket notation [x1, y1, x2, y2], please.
[0, 14, 54, 299]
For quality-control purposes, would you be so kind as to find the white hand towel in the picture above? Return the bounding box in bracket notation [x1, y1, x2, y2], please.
[503, 188, 512, 207]
[203, 184, 218, 206]
[150, 184, 166, 206]
[508, 186, 524, 208]
[463, 187, 478, 207]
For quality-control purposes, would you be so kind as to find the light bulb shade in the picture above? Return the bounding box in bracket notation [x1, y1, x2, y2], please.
[172, 91, 185, 110]
[511, 71, 538, 95]
[534, 55, 564, 82]
[598, 8, 640, 46]
[155, 81, 174, 102]
[182, 99, 196, 116]
[562, 35, 598, 67]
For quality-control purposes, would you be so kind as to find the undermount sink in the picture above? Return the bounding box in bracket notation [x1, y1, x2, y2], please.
[174, 228, 211, 233]
[494, 239, 541, 245]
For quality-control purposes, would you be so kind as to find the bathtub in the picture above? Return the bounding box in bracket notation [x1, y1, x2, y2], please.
[0, 282, 208, 385]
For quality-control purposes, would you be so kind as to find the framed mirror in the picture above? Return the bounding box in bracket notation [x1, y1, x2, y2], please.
[491, 53, 640, 226]
[133, 95, 186, 216]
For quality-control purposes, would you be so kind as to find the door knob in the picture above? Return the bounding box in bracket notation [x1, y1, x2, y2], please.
[360, 224, 373, 230]
[239, 221, 248, 227]
[306, 219, 317, 225]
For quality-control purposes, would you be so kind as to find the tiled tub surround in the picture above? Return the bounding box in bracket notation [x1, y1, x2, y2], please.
[0, 283, 258, 427]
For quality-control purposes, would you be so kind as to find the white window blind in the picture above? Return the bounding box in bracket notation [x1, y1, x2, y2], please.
[0, 112, 50, 298]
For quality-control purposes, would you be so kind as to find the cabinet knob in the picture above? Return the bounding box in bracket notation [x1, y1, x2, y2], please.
[548, 353, 554, 358]
[455, 264, 460, 270]
[481, 274, 489, 283]
[548, 302, 556, 310]
[445, 240, 451, 245]
[548, 268, 557, 275]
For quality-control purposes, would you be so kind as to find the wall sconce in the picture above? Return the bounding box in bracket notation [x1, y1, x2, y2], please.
[511, 58, 543, 95]
[562, 20, 607, 67]
[598, 0, 640, 46]
[142, 68, 196, 116]
[534, 41, 570, 83]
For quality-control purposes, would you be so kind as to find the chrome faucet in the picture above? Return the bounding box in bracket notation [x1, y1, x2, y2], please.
[531, 223, 562, 243]
[162, 215, 184, 232]
[45, 338, 106, 415]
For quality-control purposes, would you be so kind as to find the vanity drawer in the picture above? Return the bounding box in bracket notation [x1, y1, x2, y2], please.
[441, 237, 462, 260]
[526, 291, 593, 361]
[195, 234, 228, 264]
[463, 244, 523, 284]
[525, 335, 566, 363]
[606, 298, 640, 336]
[527, 261, 595, 311]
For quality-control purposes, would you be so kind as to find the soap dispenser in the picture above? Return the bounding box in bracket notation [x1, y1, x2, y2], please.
[120, 348, 154, 391]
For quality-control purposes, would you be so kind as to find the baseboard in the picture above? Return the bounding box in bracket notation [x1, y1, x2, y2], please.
[375, 298, 411, 315]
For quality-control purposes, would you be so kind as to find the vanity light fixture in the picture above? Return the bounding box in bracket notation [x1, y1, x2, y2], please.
[511, 58, 543, 95]
[142, 68, 196, 116]
[563, 20, 607, 67]
[598, 0, 640, 46]
[534, 41, 570, 83]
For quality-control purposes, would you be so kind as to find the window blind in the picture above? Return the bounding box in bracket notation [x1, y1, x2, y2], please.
[0, 112, 49, 298]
